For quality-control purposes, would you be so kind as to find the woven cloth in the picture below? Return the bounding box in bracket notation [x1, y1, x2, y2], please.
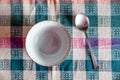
[0, 0, 120, 80]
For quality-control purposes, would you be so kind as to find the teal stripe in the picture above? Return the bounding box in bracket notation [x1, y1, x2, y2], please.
[111, 16, 120, 27]
[10, 0, 23, 80]
[111, 4, 120, 79]
[85, 4, 98, 27]
[98, 16, 111, 27]
[60, 2, 73, 80]
[99, 61, 111, 72]
[0, 59, 10, 70]
[0, 15, 10, 26]
[86, 72, 99, 80]
[35, 4, 48, 22]
[11, 4, 23, 26]
[60, 4, 72, 26]
[111, 5, 120, 43]
[112, 72, 120, 80]
[73, 60, 86, 71]
[35, 2, 48, 80]
[60, 3, 73, 60]
[85, 3, 99, 79]
[112, 60, 120, 72]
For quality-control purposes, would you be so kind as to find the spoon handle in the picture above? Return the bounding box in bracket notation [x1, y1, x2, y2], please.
[84, 32, 99, 69]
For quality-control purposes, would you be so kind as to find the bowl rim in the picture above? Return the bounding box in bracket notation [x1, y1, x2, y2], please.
[25, 20, 72, 66]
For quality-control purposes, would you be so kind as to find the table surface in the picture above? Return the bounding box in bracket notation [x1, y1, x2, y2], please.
[0, 0, 120, 80]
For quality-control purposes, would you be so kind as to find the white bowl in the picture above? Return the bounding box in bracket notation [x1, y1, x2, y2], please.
[25, 21, 71, 66]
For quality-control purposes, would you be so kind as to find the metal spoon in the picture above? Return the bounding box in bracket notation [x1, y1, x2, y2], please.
[75, 13, 99, 69]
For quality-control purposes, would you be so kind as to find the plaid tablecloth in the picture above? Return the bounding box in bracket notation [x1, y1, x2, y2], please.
[0, 0, 120, 80]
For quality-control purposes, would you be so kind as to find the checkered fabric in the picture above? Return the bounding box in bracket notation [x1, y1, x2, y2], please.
[0, 0, 120, 80]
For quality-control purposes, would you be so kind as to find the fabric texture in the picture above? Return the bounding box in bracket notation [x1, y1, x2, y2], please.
[0, 0, 120, 80]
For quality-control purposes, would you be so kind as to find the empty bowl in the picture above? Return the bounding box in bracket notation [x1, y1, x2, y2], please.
[25, 21, 71, 66]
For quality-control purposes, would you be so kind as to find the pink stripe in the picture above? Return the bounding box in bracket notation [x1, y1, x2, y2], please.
[0, 38, 26, 48]
[23, 0, 35, 4]
[0, 0, 10, 4]
[73, 38, 111, 49]
[97, 0, 110, 4]
[98, 38, 111, 49]
[0, 38, 111, 49]
[72, 38, 86, 49]
[0, 38, 10, 48]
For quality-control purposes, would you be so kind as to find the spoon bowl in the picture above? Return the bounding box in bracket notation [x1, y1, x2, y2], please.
[75, 13, 89, 30]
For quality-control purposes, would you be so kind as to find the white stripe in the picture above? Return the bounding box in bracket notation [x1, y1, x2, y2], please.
[73, 71, 86, 80]
[52, 66, 61, 80]
[23, 71, 36, 80]
[98, 4, 111, 16]
[72, 4, 85, 16]
[0, 5, 11, 15]
[98, 22, 111, 35]
[23, 4, 35, 15]
[23, 48, 32, 60]
[0, 48, 11, 59]
[73, 27, 86, 60]
[48, 4, 60, 22]
[99, 49, 111, 60]
[48, 67, 52, 80]
[0, 71, 11, 80]
[99, 72, 112, 80]
[98, 27, 111, 60]
[23, 4, 35, 26]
